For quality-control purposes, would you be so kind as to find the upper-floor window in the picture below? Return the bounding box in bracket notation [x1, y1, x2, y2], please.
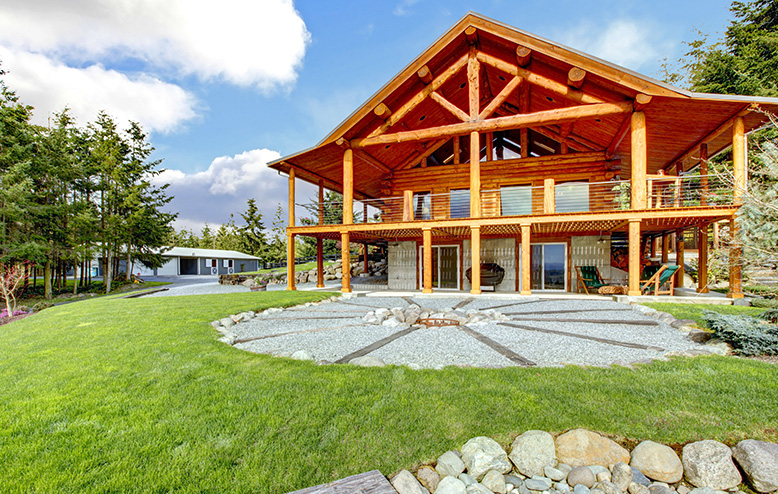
[555, 181, 589, 213]
[413, 192, 431, 220]
[501, 185, 532, 216]
[450, 189, 470, 218]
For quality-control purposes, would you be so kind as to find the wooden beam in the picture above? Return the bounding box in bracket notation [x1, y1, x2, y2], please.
[367, 53, 468, 138]
[532, 125, 596, 152]
[628, 219, 641, 295]
[288, 167, 296, 227]
[606, 114, 632, 158]
[631, 110, 647, 210]
[666, 105, 750, 168]
[520, 223, 531, 295]
[477, 52, 604, 105]
[341, 232, 351, 293]
[394, 138, 448, 170]
[479, 75, 522, 120]
[403, 190, 414, 222]
[355, 149, 392, 174]
[465, 26, 478, 44]
[343, 149, 354, 224]
[318, 179, 324, 225]
[352, 101, 632, 148]
[468, 45, 480, 119]
[470, 226, 481, 294]
[516, 45, 531, 67]
[335, 137, 350, 149]
[634, 93, 652, 111]
[281, 161, 369, 202]
[422, 228, 433, 293]
[453, 135, 460, 165]
[374, 103, 392, 119]
[700, 143, 709, 206]
[430, 91, 470, 121]
[470, 131, 481, 217]
[567, 67, 586, 89]
[417, 65, 433, 85]
[732, 115, 746, 204]
[486, 132, 493, 161]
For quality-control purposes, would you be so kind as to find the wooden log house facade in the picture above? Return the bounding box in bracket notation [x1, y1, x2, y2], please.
[269, 13, 778, 297]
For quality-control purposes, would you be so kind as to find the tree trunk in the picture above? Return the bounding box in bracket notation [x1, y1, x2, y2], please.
[73, 261, 78, 295]
[126, 249, 132, 281]
[105, 250, 112, 294]
[44, 260, 52, 300]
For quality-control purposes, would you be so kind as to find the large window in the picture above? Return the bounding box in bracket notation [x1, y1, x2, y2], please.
[501, 185, 532, 216]
[555, 182, 589, 213]
[413, 192, 431, 220]
[450, 189, 470, 218]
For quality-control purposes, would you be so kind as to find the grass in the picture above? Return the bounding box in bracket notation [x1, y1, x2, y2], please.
[1, 293, 777, 492]
[641, 302, 766, 327]
[19, 279, 172, 307]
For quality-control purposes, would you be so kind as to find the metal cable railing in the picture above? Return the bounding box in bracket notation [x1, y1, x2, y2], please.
[647, 174, 731, 208]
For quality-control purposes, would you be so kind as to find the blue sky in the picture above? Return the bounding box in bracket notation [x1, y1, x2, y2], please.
[0, 0, 735, 232]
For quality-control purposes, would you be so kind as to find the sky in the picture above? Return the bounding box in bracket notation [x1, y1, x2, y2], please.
[0, 0, 736, 233]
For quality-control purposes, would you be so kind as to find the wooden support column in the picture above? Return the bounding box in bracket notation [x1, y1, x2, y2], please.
[468, 44, 481, 218]
[286, 233, 296, 291]
[470, 226, 481, 294]
[700, 143, 709, 206]
[631, 111, 647, 210]
[713, 222, 720, 249]
[363, 242, 369, 276]
[288, 168, 296, 227]
[628, 219, 641, 296]
[318, 179, 324, 225]
[341, 232, 351, 293]
[485, 132, 493, 161]
[316, 238, 324, 288]
[543, 178, 555, 214]
[520, 223, 531, 295]
[728, 217, 744, 299]
[343, 149, 354, 224]
[422, 228, 433, 294]
[453, 136, 460, 165]
[661, 232, 669, 264]
[675, 229, 685, 288]
[733, 116, 746, 204]
[698, 224, 709, 293]
[403, 190, 414, 221]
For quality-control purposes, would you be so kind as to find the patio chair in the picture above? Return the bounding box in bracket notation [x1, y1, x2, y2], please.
[575, 265, 609, 295]
[640, 264, 679, 296]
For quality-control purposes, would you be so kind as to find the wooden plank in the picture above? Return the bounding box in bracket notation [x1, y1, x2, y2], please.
[286, 469, 396, 494]
[606, 114, 632, 158]
[479, 75, 523, 120]
[458, 324, 536, 366]
[453, 298, 475, 309]
[507, 316, 658, 326]
[335, 327, 419, 364]
[352, 102, 633, 148]
[431, 91, 470, 121]
[499, 322, 664, 351]
[504, 308, 633, 316]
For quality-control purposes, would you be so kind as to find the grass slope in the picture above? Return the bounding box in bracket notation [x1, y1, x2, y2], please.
[1, 293, 777, 492]
[641, 303, 766, 327]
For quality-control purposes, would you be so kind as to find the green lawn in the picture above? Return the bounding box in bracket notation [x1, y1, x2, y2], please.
[641, 302, 766, 327]
[241, 260, 334, 275]
[1, 293, 777, 492]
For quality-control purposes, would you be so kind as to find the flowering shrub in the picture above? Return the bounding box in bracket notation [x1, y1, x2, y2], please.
[0, 308, 26, 319]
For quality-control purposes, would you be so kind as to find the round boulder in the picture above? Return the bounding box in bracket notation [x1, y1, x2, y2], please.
[568, 466, 596, 488]
[682, 440, 741, 490]
[461, 437, 512, 480]
[509, 430, 557, 477]
[630, 441, 683, 483]
[732, 439, 778, 493]
[556, 429, 630, 468]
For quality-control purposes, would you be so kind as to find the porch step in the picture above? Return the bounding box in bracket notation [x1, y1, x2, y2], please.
[285, 469, 397, 494]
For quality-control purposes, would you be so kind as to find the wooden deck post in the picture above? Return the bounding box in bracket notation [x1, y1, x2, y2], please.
[423, 228, 433, 294]
[316, 238, 324, 288]
[661, 232, 669, 264]
[403, 190, 414, 221]
[733, 116, 746, 204]
[728, 216, 744, 299]
[675, 228, 685, 288]
[543, 178, 555, 214]
[470, 226, 481, 294]
[286, 233, 296, 291]
[453, 136, 461, 165]
[698, 223, 709, 293]
[363, 242, 369, 276]
[341, 232, 351, 293]
[631, 111, 647, 210]
[700, 143, 709, 206]
[713, 222, 720, 249]
[628, 219, 641, 296]
[288, 168, 295, 227]
[343, 149, 354, 224]
[318, 179, 324, 225]
[520, 223, 531, 295]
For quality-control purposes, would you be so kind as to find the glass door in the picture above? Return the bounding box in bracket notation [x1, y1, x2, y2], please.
[521, 243, 567, 291]
[419, 245, 460, 290]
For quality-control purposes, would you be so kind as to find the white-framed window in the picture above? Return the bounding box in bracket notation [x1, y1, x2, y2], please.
[223, 259, 233, 268]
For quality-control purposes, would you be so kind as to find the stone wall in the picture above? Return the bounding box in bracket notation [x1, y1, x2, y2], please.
[463, 238, 518, 292]
[388, 241, 417, 290]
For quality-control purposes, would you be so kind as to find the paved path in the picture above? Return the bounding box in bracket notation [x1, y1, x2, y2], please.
[232, 295, 705, 368]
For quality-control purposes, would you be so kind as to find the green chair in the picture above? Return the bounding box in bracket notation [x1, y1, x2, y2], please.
[640, 264, 679, 296]
[576, 265, 609, 295]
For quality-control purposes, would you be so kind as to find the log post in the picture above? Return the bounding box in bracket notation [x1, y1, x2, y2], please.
[567, 67, 586, 89]
[468, 44, 481, 218]
[288, 167, 295, 227]
[733, 116, 746, 204]
[728, 217, 743, 299]
[700, 143, 709, 206]
[423, 228, 433, 294]
[661, 232, 669, 264]
[516, 45, 531, 67]
[343, 149, 354, 224]
[486, 132, 493, 161]
[543, 178, 555, 214]
[470, 226, 481, 294]
[453, 136, 460, 165]
[698, 224, 709, 293]
[631, 111, 647, 210]
[318, 179, 324, 225]
[675, 229, 685, 288]
[286, 233, 296, 291]
[520, 223, 531, 295]
[316, 238, 324, 288]
[628, 219, 641, 296]
[341, 232, 351, 293]
[403, 190, 414, 221]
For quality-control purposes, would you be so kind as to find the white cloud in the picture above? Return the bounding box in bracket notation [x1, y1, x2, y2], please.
[0, 48, 198, 133]
[558, 18, 673, 71]
[394, 0, 421, 16]
[0, 0, 310, 89]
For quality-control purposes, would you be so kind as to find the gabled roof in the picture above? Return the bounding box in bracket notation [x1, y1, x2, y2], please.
[269, 12, 778, 197]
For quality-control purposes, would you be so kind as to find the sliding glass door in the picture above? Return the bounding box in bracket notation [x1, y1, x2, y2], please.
[419, 245, 460, 290]
[523, 243, 567, 291]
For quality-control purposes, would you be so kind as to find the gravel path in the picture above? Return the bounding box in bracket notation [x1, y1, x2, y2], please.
[228, 295, 708, 369]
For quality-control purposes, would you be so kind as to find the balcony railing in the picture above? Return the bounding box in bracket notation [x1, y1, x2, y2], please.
[295, 175, 732, 226]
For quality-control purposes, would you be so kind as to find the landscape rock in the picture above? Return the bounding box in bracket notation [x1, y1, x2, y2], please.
[436, 476, 468, 494]
[417, 466, 440, 492]
[510, 430, 558, 477]
[506, 475, 525, 486]
[545, 467, 566, 482]
[391, 469, 430, 494]
[589, 467, 609, 478]
[524, 476, 553, 491]
[731, 439, 778, 493]
[612, 463, 634, 492]
[574, 485, 591, 494]
[687, 488, 715, 494]
[459, 473, 478, 486]
[568, 467, 596, 488]
[290, 350, 314, 361]
[557, 482, 572, 493]
[438, 451, 467, 478]
[596, 472, 612, 483]
[595, 481, 622, 494]
[647, 483, 673, 494]
[676, 486, 689, 494]
[482, 470, 507, 494]
[461, 437, 512, 480]
[219, 317, 235, 329]
[682, 440, 741, 490]
[466, 484, 493, 494]
[556, 429, 631, 467]
[631, 441, 683, 483]
[349, 356, 386, 367]
[629, 483, 650, 494]
[631, 468, 651, 486]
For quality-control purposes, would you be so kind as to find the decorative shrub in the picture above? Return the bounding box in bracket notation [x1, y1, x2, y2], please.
[703, 310, 778, 355]
[751, 298, 778, 308]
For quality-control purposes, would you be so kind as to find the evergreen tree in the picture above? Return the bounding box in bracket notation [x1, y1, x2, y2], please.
[199, 223, 215, 249]
[239, 198, 267, 259]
